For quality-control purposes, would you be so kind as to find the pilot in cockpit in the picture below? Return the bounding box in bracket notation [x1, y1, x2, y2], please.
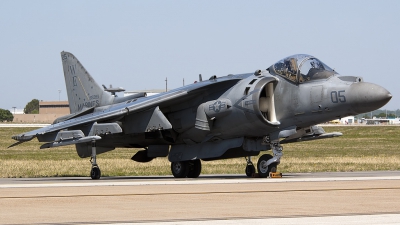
[283, 58, 298, 82]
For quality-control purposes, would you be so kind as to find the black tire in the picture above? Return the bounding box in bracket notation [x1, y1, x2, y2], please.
[257, 154, 277, 178]
[187, 159, 202, 178]
[245, 164, 255, 177]
[90, 167, 101, 180]
[171, 161, 189, 178]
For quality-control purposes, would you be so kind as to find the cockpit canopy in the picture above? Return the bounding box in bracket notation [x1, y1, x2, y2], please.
[269, 54, 337, 84]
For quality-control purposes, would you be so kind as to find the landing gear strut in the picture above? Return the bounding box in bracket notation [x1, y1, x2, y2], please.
[90, 140, 101, 179]
[245, 156, 255, 177]
[171, 159, 202, 178]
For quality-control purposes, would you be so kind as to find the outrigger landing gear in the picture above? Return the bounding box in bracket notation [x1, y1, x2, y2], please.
[257, 142, 282, 178]
[245, 156, 255, 177]
[90, 140, 101, 179]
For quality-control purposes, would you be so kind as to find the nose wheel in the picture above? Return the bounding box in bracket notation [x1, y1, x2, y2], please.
[257, 154, 278, 178]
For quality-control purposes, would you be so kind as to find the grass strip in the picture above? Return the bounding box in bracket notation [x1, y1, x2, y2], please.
[1, 126, 399, 178]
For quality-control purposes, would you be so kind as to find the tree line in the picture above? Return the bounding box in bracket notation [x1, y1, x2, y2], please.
[0, 99, 40, 122]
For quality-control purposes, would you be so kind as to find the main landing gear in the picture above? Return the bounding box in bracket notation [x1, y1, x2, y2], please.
[245, 156, 255, 177]
[90, 140, 101, 179]
[171, 159, 202, 178]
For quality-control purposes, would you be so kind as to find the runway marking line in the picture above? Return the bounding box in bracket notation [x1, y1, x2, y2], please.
[1, 186, 400, 199]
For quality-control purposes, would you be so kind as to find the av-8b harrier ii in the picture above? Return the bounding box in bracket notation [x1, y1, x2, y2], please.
[11, 52, 392, 179]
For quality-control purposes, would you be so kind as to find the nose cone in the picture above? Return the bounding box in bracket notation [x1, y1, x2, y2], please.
[348, 82, 392, 114]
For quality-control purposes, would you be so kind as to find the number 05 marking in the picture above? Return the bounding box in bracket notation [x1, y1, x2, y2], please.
[331, 90, 346, 103]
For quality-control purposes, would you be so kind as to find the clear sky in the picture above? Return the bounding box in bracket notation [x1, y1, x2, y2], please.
[1, 1, 399, 111]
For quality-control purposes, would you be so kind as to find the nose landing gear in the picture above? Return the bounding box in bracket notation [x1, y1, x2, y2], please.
[257, 142, 282, 178]
[257, 154, 277, 178]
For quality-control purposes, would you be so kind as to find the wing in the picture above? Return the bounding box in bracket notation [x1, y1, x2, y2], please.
[11, 75, 243, 145]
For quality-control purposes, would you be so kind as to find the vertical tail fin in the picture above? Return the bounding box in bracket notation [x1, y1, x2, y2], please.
[61, 51, 113, 113]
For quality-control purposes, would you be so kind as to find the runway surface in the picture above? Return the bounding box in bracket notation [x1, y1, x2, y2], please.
[1, 171, 400, 225]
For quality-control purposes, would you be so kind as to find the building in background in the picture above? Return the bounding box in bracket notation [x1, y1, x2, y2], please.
[39, 101, 69, 114]
[12, 100, 70, 123]
[340, 116, 355, 125]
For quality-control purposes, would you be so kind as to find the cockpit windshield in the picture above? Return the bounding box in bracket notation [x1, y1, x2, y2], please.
[269, 54, 336, 84]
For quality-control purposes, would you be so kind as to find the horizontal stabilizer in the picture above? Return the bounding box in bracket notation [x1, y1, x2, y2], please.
[111, 92, 147, 105]
[52, 107, 95, 124]
[8, 141, 25, 148]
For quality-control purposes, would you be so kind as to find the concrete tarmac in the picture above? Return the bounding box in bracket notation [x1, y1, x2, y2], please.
[1, 171, 400, 225]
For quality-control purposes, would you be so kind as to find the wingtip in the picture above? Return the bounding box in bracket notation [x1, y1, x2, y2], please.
[11, 134, 35, 142]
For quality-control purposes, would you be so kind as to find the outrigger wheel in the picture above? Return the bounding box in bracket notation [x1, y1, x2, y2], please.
[257, 154, 278, 178]
[90, 166, 101, 180]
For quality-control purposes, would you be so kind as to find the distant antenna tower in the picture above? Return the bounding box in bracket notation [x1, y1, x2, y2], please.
[165, 77, 168, 92]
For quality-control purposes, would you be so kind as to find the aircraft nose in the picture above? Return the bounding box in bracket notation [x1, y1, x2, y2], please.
[347, 82, 392, 114]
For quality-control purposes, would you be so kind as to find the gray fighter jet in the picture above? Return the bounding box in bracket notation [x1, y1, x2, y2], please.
[11, 52, 392, 179]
